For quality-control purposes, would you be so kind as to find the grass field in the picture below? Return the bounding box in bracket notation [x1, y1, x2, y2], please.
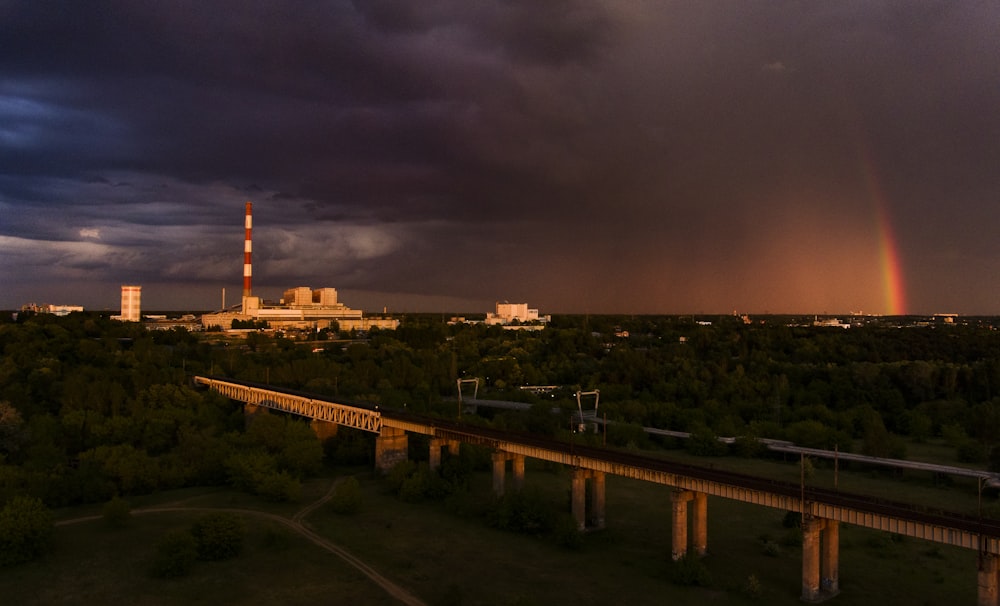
[0, 452, 989, 605]
[312, 465, 979, 606]
[0, 484, 400, 606]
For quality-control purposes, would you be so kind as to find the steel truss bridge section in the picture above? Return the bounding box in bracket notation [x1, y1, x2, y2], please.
[401, 418, 1000, 555]
[196, 377, 1000, 555]
[193, 376, 382, 433]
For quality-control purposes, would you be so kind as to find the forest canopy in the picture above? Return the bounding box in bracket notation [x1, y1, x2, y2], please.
[2, 311, 1000, 513]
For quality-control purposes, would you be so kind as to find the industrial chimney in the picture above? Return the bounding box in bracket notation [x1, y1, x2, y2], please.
[243, 201, 253, 298]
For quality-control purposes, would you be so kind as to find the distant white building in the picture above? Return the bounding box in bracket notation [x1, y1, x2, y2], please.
[813, 316, 850, 329]
[20, 303, 84, 316]
[485, 302, 550, 327]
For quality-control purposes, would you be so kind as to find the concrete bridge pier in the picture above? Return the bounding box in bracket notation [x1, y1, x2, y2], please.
[671, 490, 708, 560]
[801, 516, 840, 602]
[513, 454, 525, 491]
[571, 469, 606, 531]
[492, 452, 526, 496]
[429, 438, 461, 471]
[979, 553, 999, 606]
[374, 427, 409, 473]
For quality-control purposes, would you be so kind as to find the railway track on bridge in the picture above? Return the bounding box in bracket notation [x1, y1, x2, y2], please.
[382, 410, 1000, 540]
[198, 376, 1000, 601]
[196, 376, 1000, 541]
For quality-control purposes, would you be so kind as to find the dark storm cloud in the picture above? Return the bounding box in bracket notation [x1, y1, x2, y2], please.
[1, 1, 998, 313]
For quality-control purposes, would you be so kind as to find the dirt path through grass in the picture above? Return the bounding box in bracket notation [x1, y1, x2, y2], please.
[57, 479, 426, 606]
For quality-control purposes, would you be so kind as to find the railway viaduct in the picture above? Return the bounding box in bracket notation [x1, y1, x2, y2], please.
[195, 376, 1000, 604]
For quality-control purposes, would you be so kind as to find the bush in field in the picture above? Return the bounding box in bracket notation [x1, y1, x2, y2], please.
[329, 476, 362, 514]
[190, 512, 244, 561]
[398, 470, 429, 502]
[386, 460, 417, 493]
[224, 450, 300, 501]
[256, 470, 301, 502]
[487, 489, 555, 536]
[386, 461, 451, 502]
[0, 496, 53, 567]
[743, 574, 763, 600]
[686, 426, 727, 456]
[149, 529, 198, 578]
[668, 552, 712, 587]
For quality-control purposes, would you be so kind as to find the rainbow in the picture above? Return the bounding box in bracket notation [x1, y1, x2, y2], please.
[861, 157, 907, 316]
[875, 202, 907, 316]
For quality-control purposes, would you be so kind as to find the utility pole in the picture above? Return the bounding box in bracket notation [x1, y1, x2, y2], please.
[800, 452, 806, 526]
[834, 443, 839, 490]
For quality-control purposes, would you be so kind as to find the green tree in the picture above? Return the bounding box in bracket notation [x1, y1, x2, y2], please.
[255, 470, 301, 502]
[224, 449, 278, 492]
[0, 496, 54, 567]
[860, 408, 892, 459]
[329, 476, 363, 514]
[0, 401, 26, 458]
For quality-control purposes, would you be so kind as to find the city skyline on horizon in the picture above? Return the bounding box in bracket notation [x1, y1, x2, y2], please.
[2, 3, 999, 315]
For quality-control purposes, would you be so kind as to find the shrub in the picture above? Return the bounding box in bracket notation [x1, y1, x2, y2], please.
[743, 574, 763, 600]
[488, 490, 555, 535]
[190, 512, 244, 561]
[733, 435, 765, 458]
[686, 426, 727, 456]
[386, 460, 417, 494]
[399, 471, 428, 502]
[669, 552, 711, 586]
[256, 470, 301, 502]
[0, 496, 53, 567]
[149, 529, 198, 578]
[329, 476, 362, 514]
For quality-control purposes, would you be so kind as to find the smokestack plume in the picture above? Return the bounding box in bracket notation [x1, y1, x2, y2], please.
[243, 201, 252, 298]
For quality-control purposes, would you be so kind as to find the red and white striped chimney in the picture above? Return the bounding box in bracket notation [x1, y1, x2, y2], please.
[243, 201, 253, 298]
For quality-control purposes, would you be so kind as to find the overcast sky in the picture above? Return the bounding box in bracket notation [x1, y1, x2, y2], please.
[2, 1, 998, 315]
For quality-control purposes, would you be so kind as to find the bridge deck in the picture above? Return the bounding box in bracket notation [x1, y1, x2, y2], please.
[194, 376, 382, 433]
[197, 376, 1000, 555]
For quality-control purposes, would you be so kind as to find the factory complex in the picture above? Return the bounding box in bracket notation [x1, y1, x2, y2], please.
[199, 202, 398, 332]
[200, 286, 397, 332]
[18, 201, 544, 334]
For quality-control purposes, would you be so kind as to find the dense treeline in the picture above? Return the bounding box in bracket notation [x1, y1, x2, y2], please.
[3, 311, 1000, 519]
[0, 313, 323, 510]
[231, 314, 1000, 465]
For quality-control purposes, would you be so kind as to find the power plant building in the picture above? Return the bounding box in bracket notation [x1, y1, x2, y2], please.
[200, 202, 398, 332]
[485, 302, 549, 327]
